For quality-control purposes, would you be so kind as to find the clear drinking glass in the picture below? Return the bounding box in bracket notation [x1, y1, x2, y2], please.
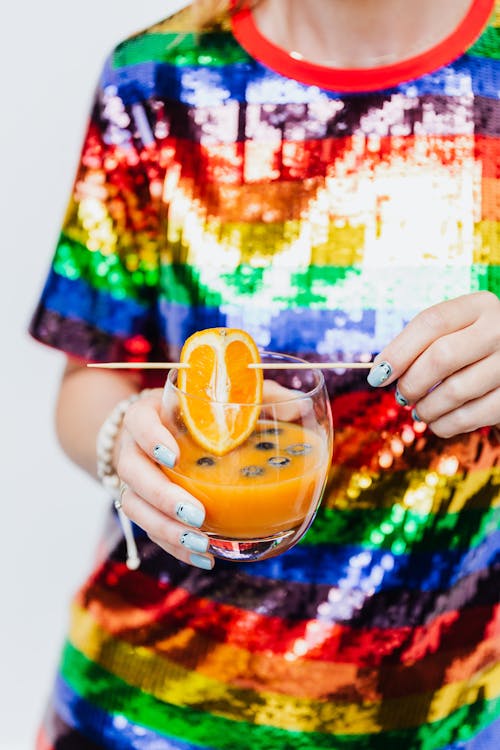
[160, 352, 333, 562]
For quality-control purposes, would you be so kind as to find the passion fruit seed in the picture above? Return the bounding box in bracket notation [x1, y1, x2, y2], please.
[256, 427, 283, 435]
[241, 465, 265, 478]
[286, 443, 313, 456]
[255, 441, 276, 451]
[268, 456, 291, 467]
[196, 456, 216, 466]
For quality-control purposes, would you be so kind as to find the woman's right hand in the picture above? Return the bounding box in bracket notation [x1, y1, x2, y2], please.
[115, 389, 214, 570]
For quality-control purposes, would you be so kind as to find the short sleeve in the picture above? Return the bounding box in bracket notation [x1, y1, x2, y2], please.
[29, 53, 166, 363]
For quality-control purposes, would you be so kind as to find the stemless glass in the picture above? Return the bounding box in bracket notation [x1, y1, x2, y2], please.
[160, 352, 333, 562]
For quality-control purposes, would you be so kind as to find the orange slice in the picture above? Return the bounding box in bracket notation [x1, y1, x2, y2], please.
[178, 327, 263, 456]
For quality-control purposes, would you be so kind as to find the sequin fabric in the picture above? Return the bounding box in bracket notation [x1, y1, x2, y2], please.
[31, 4, 500, 749]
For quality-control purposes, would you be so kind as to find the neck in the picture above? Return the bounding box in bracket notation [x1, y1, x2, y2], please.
[253, 0, 473, 68]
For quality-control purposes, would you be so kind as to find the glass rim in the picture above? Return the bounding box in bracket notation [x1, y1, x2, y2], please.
[165, 350, 326, 407]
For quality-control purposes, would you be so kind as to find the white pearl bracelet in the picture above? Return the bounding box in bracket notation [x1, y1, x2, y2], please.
[96, 389, 151, 570]
[97, 391, 145, 494]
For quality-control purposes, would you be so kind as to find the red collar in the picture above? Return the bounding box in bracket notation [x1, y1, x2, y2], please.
[231, 0, 494, 92]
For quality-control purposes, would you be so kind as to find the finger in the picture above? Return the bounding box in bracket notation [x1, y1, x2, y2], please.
[262, 379, 311, 421]
[411, 353, 500, 424]
[121, 486, 213, 568]
[123, 389, 179, 469]
[118, 431, 206, 528]
[148, 535, 214, 570]
[367, 291, 498, 388]
[263, 380, 300, 402]
[426, 386, 500, 439]
[395, 321, 498, 405]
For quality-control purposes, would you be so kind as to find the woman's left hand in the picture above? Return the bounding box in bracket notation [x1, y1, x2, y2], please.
[367, 291, 500, 438]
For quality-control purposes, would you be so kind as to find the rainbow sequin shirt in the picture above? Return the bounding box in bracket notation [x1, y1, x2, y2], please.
[31, 3, 500, 749]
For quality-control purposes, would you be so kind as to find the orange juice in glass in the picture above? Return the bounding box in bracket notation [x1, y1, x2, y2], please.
[161, 351, 333, 562]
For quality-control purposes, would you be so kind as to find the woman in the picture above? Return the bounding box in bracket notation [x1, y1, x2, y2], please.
[31, 0, 500, 747]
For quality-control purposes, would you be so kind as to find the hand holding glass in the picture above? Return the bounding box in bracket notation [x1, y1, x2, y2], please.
[160, 352, 333, 562]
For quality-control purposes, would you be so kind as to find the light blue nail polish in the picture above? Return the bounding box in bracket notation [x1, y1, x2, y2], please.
[180, 531, 209, 554]
[367, 361, 393, 387]
[190, 553, 213, 570]
[153, 444, 176, 468]
[176, 502, 205, 528]
[412, 408, 422, 422]
[395, 387, 409, 407]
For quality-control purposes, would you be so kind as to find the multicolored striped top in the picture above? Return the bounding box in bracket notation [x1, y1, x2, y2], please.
[31, 1, 500, 748]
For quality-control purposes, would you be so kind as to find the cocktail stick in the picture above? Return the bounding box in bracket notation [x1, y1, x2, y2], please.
[87, 361, 373, 370]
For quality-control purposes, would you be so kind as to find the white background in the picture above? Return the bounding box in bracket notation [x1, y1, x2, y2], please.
[0, 2, 191, 747]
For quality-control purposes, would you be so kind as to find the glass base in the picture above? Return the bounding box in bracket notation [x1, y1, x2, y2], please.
[207, 527, 298, 561]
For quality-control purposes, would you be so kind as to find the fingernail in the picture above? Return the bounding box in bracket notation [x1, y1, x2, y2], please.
[395, 387, 409, 407]
[180, 531, 209, 554]
[189, 553, 213, 570]
[153, 444, 176, 468]
[412, 408, 422, 422]
[367, 361, 392, 387]
[176, 502, 205, 528]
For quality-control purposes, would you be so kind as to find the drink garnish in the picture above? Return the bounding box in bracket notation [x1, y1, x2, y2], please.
[178, 327, 263, 456]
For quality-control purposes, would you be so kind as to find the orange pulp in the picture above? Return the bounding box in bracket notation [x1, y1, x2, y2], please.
[178, 327, 263, 455]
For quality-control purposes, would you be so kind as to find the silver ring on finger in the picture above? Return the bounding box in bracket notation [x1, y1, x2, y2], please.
[114, 481, 128, 511]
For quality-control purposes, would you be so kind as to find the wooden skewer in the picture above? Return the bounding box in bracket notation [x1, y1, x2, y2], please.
[87, 362, 189, 369]
[87, 361, 373, 370]
[251, 362, 373, 370]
